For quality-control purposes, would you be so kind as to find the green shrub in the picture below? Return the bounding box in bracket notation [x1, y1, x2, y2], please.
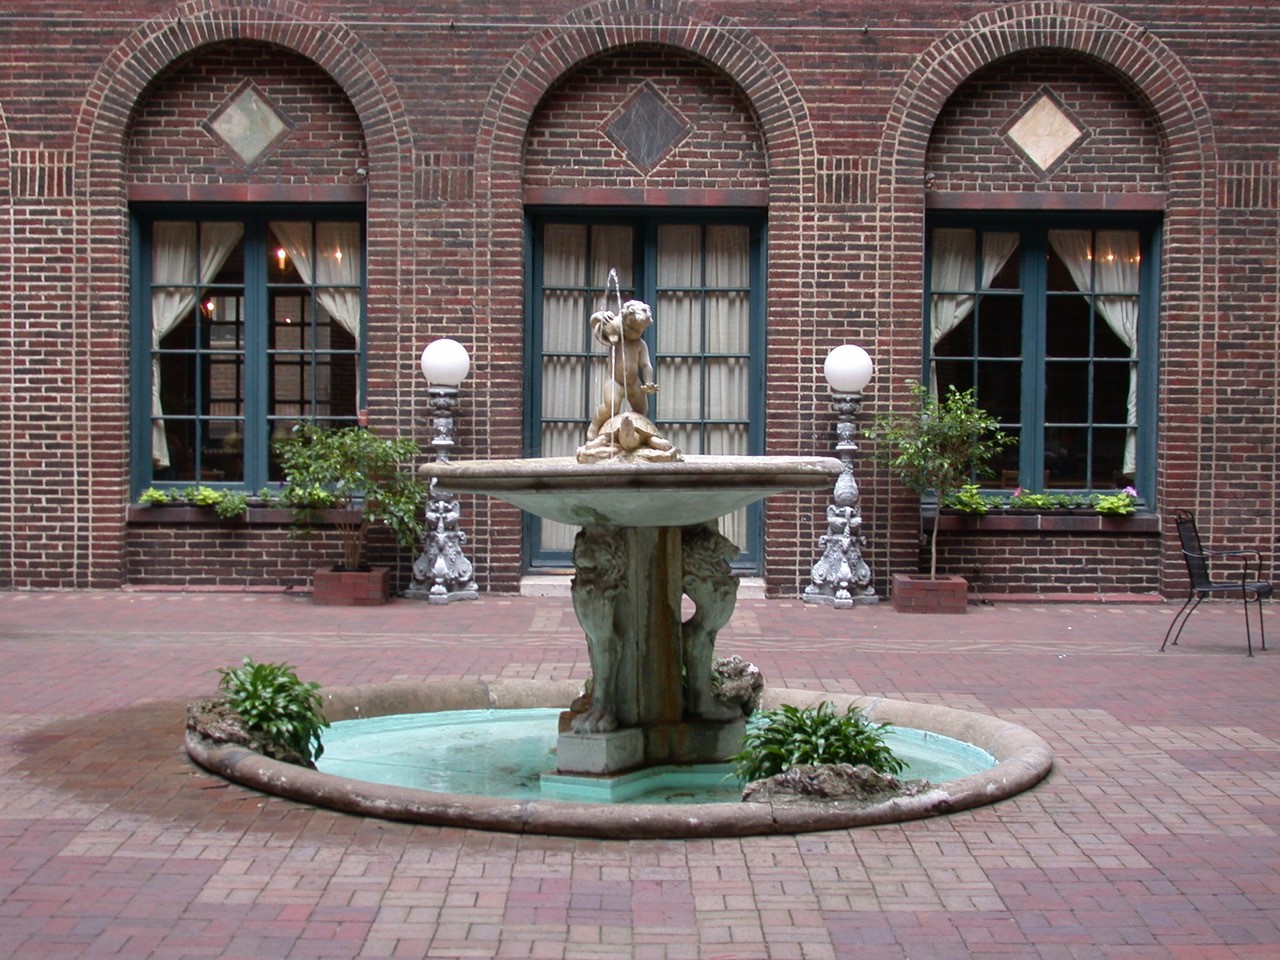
[943, 483, 990, 514]
[138, 487, 172, 506]
[274, 422, 427, 570]
[1009, 489, 1054, 509]
[869, 383, 1012, 577]
[729, 701, 904, 784]
[1092, 487, 1139, 515]
[216, 657, 328, 763]
[182, 485, 223, 508]
[213, 491, 248, 520]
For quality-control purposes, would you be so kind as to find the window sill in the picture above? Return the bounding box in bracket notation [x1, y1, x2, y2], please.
[927, 510, 1160, 535]
[127, 505, 358, 526]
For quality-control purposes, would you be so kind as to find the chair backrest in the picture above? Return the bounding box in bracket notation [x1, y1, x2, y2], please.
[1172, 510, 1212, 589]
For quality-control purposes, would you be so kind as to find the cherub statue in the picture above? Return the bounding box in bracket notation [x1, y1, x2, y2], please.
[586, 299, 659, 440]
[577, 298, 682, 464]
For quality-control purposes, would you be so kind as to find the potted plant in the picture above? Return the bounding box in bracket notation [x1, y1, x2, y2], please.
[870, 383, 1012, 613]
[137, 485, 248, 520]
[274, 421, 428, 605]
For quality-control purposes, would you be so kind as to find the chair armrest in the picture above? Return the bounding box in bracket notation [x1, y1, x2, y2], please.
[1201, 547, 1261, 560]
[1191, 547, 1268, 581]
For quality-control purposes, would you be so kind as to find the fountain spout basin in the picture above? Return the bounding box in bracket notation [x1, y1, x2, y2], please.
[422, 454, 842, 527]
[422, 452, 844, 775]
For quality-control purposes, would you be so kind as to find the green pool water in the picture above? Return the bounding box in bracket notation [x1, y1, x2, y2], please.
[317, 708, 995, 805]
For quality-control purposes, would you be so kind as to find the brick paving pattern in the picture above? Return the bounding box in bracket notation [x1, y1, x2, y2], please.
[0, 590, 1276, 959]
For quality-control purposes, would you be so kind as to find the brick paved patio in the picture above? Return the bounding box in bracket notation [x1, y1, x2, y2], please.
[0, 590, 1276, 959]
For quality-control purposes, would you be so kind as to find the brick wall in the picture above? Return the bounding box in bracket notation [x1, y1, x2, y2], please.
[0, 0, 1276, 600]
[125, 512, 417, 592]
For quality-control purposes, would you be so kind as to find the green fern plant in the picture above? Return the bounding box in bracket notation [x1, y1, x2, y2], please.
[216, 657, 329, 763]
[273, 422, 427, 570]
[729, 701, 904, 784]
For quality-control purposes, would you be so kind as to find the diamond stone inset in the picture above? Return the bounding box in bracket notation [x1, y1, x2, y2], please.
[1004, 90, 1088, 174]
[605, 83, 691, 173]
[209, 83, 290, 167]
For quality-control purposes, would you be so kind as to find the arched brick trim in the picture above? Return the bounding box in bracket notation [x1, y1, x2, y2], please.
[476, 1, 814, 182]
[874, 1, 1218, 595]
[880, 2, 1214, 197]
[469, 0, 819, 590]
[70, 0, 411, 588]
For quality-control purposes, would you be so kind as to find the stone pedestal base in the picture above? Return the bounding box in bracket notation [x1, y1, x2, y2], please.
[555, 718, 745, 775]
[556, 728, 645, 775]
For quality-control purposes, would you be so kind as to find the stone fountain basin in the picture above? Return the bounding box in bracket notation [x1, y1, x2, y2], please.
[185, 679, 1053, 839]
[422, 455, 842, 527]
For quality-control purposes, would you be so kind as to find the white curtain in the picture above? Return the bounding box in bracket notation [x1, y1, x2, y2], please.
[1048, 230, 1140, 475]
[657, 225, 700, 423]
[929, 228, 1020, 349]
[657, 224, 750, 547]
[271, 221, 363, 340]
[150, 221, 242, 468]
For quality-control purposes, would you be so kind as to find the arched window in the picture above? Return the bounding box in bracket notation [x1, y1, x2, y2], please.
[131, 204, 365, 492]
[926, 214, 1159, 498]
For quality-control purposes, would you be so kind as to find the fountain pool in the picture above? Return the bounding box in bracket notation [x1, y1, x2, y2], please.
[316, 707, 998, 804]
[186, 679, 1052, 838]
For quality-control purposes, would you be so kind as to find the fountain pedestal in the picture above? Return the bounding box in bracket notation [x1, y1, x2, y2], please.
[425, 454, 842, 775]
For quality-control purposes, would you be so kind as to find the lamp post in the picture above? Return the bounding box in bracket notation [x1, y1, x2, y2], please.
[803, 344, 878, 607]
[406, 338, 479, 604]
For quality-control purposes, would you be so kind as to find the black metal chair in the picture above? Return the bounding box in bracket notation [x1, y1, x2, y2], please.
[1161, 510, 1272, 656]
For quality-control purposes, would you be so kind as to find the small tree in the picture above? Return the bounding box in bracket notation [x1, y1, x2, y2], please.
[274, 421, 428, 571]
[870, 383, 1012, 578]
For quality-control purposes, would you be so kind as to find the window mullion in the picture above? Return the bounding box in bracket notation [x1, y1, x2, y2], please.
[243, 221, 269, 488]
[1022, 229, 1047, 488]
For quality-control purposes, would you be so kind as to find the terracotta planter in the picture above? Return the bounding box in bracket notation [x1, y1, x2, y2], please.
[311, 565, 391, 606]
[891, 573, 969, 615]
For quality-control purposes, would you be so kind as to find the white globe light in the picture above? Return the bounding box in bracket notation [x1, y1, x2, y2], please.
[823, 344, 874, 393]
[420, 338, 471, 386]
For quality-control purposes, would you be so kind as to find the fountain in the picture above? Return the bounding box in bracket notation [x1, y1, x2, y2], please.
[185, 280, 1053, 838]
[423, 286, 840, 777]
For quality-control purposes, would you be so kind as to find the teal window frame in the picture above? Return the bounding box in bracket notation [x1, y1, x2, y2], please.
[924, 212, 1160, 501]
[525, 207, 768, 570]
[129, 202, 366, 496]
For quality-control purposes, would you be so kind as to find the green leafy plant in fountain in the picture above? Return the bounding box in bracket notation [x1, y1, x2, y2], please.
[1092, 486, 1139, 516]
[869, 382, 1013, 578]
[729, 701, 905, 784]
[216, 656, 328, 763]
[274, 421, 428, 571]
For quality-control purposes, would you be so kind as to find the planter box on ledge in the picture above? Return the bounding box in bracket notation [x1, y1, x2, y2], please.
[311, 565, 391, 606]
[891, 573, 969, 614]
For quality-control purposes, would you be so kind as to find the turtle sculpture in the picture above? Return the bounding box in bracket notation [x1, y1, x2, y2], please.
[575, 410, 681, 464]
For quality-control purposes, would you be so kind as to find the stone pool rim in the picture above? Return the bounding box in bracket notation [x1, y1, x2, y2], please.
[185, 679, 1053, 839]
